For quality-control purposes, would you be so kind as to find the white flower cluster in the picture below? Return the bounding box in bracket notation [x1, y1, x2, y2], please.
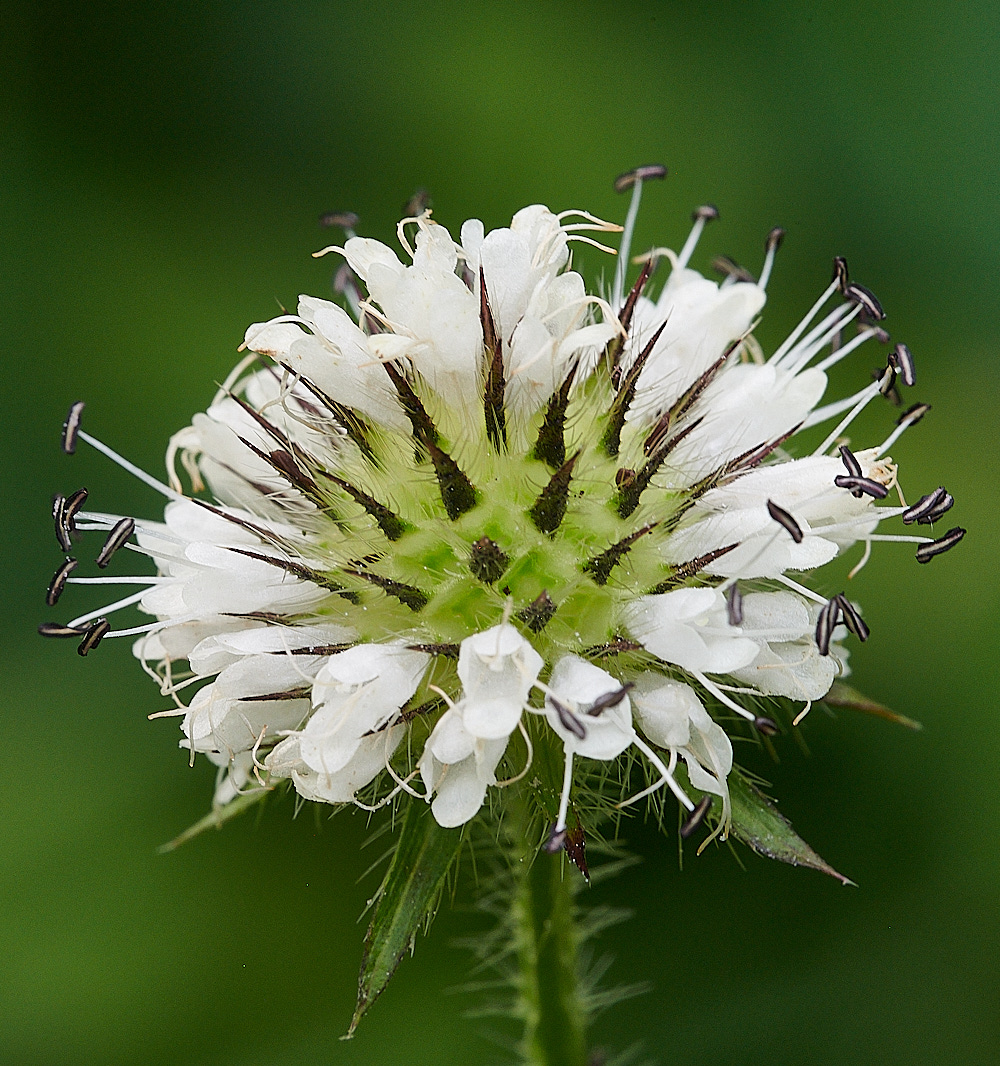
[44, 171, 962, 848]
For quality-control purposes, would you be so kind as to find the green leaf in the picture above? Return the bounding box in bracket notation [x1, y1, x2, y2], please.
[823, 681, 922, 730]
[158, 783, 280, 853]
[727, 770, 855, 886]
[348, 801, 464, 1037]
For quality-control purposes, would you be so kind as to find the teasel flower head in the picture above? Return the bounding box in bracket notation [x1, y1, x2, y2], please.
[42, 168, 965, 859]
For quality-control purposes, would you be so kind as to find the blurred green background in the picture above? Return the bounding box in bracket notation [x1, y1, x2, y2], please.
[4, 1, 998, 1063]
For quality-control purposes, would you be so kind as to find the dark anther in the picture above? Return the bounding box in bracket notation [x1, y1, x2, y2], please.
[613, 164, 668, 193]
[95, 517, 136, 569]
[585, 683, 634, 717]
[832, 256, 850, 292]
[480, 267, 507, 451]
[692, 204, 720, 222]
[834, 594, 870, 642]
[405, 643, 460, 659]
[46, 558, 78, 607]
[550, 696, 588, 740]
[754, 716, 779, 737]
[62, 401, 85, 454]
[517, 590, 557, 633]
[469, 536, 510, 584]
[767, 500, 804, 543]
[342, 568, 429, 612]
[319, 472, 409, 541]
[726, 584, 743, 626]
[615, 468, 636, 488]
[711, 255, 756, 284]
[868, 325, 891, 345]
[902, 487, 948, 525]
[897, 402, 930, 427]
[52, 494, 73, 552]
[815, 597, 841, 656]
[38, 622, 88, 638]
[921, 492, 955, 524]
[583, 523, 658, 586]
[877, 366, 898, 397]
[765, 226, 786, 253]
[844, 282, 886, 321]
[319, 210, 359, 230]
[63, 488, 89, 534]
[602, 320, 667, 458]
[544, 824, 569, 853]
[890, 343, 916, 387]
[916, 527, 966, 564]
[838, 445, 862, 479]
[680, 795, 713, 839]
[403, 189, 431, 216]
[529, 451, 580, 534]
[833, 474, 889, 499]
[77, 617, 110, 656]
[532, 363, 577, 469]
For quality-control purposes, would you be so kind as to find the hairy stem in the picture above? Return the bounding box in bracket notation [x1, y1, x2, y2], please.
[514, 841, 587, 1066]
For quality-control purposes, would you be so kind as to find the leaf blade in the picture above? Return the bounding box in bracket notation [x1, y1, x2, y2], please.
[823, 681, 922, 730]
[348, 801, 464, 1037]
[727, 770, 855, 886]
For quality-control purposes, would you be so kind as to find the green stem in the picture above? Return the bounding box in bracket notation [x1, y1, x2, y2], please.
[514, 843, 587, 1066]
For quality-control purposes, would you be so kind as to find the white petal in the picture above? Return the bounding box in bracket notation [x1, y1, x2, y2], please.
[545, 655, 634, 760]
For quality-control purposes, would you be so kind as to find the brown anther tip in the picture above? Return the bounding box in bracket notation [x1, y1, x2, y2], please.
[916, 526, 965, 564]
[891, 342, 916, 386]
[844, 282, 886, 321]
[692, 204, 720, 222]
[765, 226, 786, 251]
[680, 795, 713, 839]
[868, 326, 891, 344]
[754, 716, 779, 737]
[403, 189, 431, 216]
[832, 256, 850, 292]
[897, 402, 930, 427]
[613, 164, 668, 192]
[319, 210, 359, 230]
[544, 825, 568, 853]
[711, 256, 756, 283]
[62, 401, 85, 455]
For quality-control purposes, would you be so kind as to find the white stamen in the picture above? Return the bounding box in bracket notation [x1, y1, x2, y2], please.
[692, 672, 756, 721]
[758, 242, 778, 291]
[612, 179, 645, 310]
[675, 215, 707, 271]
[768, 279, 839, 365]
[810, 372, 892, 453]
[67, 589, 148, 628]
[813, 326, 877, 374]
[553, 747, 575, 835]
[78, 431, 187, 502]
